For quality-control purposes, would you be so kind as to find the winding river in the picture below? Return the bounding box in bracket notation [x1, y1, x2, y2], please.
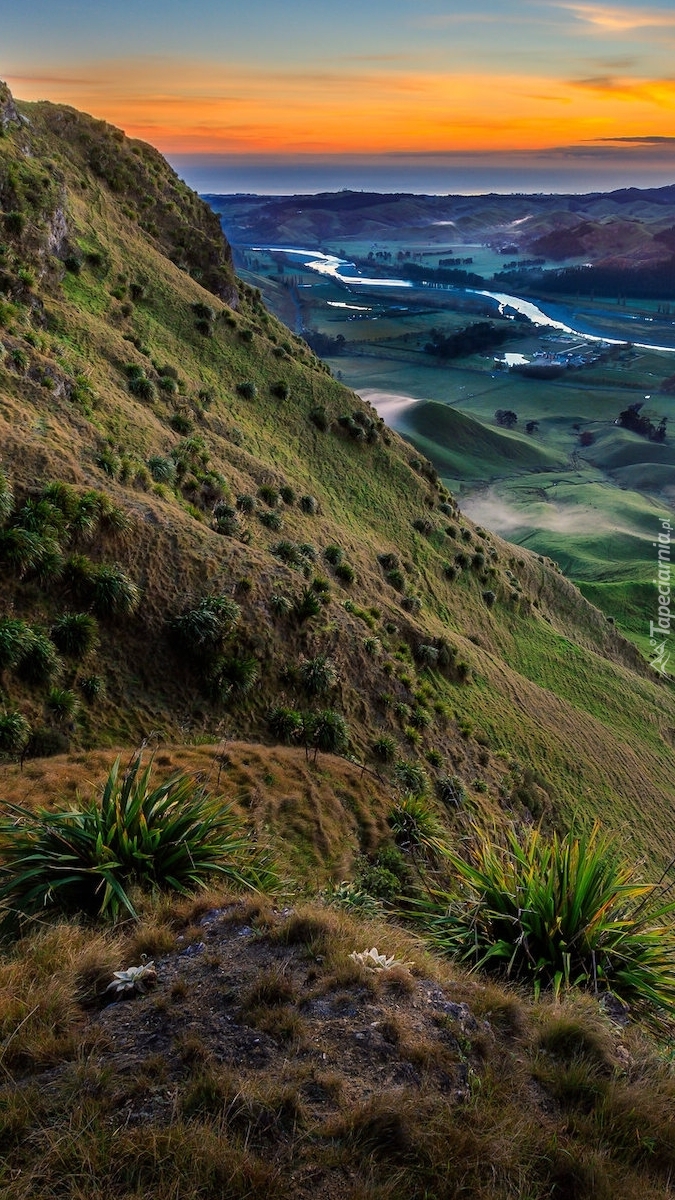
[251, 245, 675, 354]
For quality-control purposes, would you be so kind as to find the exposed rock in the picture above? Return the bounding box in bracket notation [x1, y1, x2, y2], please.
[0, 79, 20, 130]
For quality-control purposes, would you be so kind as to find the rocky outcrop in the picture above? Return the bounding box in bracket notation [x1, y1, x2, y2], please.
[0, 80, 20, 130]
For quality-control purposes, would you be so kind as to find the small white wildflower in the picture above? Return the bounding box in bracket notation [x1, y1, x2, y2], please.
[106, 961, 157, 996]
[349, 947, 411, 971]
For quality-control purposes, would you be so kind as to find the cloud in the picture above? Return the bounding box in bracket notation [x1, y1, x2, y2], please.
[558, 3, 675, 31]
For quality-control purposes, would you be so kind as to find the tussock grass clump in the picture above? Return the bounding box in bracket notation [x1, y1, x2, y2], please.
[0, 756, 273, 930]
[421, 822, 675, 1019]
[0, 710, 31, 757]
[50, 611, 98, 658]
[171, 595, 240, 657]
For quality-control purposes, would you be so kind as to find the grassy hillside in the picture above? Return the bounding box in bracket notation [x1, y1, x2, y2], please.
[3, 82, 675, 1200]
[0, 82, 674, 870]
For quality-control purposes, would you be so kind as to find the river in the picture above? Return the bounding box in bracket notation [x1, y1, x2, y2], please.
[251, 245, 675, 354]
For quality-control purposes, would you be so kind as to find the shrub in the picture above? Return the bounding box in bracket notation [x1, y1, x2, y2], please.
[0, 618, 33, 672]
[392, 759, 429, 796]
[299, 653, 338, 696]
[0, 711, 31, 758]
[363, 636, 382, 657]
[258, 483, 279, 507]
[0, 527, 47, 576]
[412, 517, 434, 536]
[0, 756, 272, 929]
[401, 594, 421, 614]
[270, 592, 292, 617]
[90, 565, 140, 617]
[191, 301, 215, 322]
[472, 551, 486, 570]
[210, 653, 259, 702]
[372, 735, 397, 763]
[294, 587, 322, 622]
[212, 503, 240, 536]
[45, 686, 80, 724]
[300, 494, 318, 515]
[323, 544, 343, 566]
[334, 561, 356, 586]
[420, 823, 675, 1018]
[482, 589, 497, 608]
[236, 381, 257, 400]
[416, 644, 439, 668]
[79, 674, 105, 702]
[171, 596, 240, 657]
[389, 795, 447, 858]
[279, 485, 295, 505]
[386, 568, 405, 592]
[307, 709, 349, 757]
[147, 456, 177, 483]
[0, 470, 13, 523]
[378, 552, 400, 570]
[309, 406, 329, 431]
[170, 412, 193, 435]
[442, 562, 458, 581]
[128, 375, 156, 402]
[267, 706, 303, 743]
[436, 774, 466, 806]
[51, 612, 98, 658]
[270, 381, 290, 400]
[16, 632, 62, 686]
[259, 509, 282, 531]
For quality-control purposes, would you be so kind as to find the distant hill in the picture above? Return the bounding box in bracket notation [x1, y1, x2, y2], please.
[208, 185, 675, 275]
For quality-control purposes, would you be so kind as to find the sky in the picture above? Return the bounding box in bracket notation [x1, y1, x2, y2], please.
[3, 0, 675, 194]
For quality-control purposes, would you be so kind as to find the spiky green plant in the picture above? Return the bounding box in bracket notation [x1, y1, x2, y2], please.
[0, 711, 31, 758]
[45, 687, 80, 725]
[0, 756, 275, 930]
[294, 588, 321, 623]
[0, 528, 46, 576]
[171, 596, 240, 657]
[0, 618, 33, 672]
[388, 795, 448, 859]
[299, 653, 339, 696]
[79, 674, 105, 703]
[371, 734, 397, 764]
[147, 455, 177, 484]
[16, 632, 62, 686]
[307, 709, 349, 758]
[0, 470, 13, 523]
[210, 653, 259, 702]
[51, 612, 99, 659]
[392, 759, 429, 797]
[89, 564, 140, 617]
[267, 706, 303, 743]
[269, 591, 292, 618]
[420, 822, 675, 1018]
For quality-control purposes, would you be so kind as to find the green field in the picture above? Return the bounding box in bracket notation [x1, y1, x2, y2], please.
[233, 244, 675, 660]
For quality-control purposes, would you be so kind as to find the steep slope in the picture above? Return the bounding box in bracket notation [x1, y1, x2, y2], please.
[1, 81, 675, 869]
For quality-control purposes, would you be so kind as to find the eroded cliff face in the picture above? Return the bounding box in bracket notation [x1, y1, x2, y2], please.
[0, 80, 20, 130]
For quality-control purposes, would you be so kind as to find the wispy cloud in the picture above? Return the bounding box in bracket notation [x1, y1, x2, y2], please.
[558, 3, 675, 31]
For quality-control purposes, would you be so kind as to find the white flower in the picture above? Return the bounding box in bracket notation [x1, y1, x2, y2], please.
[106, 961, 157, 995]
[349, 947, 411, 970]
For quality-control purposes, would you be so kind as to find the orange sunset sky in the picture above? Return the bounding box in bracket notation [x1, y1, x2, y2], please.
[3, 1, 675, 191]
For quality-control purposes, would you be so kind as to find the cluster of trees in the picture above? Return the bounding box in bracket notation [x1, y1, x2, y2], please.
[402, 262, 486, 288]
[617, 402, 667, 442]
[425, 321, 510, 360]
[495, 409, 518, 429]
[303, 331, 346, 356]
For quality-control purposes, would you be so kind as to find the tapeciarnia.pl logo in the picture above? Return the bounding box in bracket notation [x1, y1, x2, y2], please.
[649, 518, 672, 677]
